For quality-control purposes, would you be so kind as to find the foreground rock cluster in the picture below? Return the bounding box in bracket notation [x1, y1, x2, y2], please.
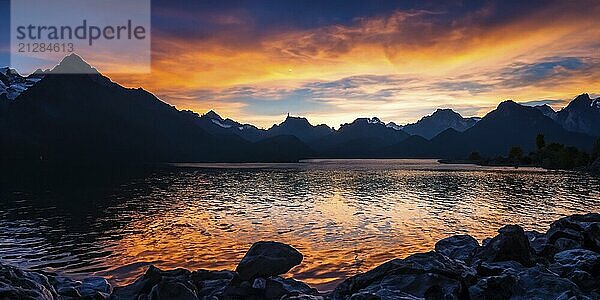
[1, 214, 599, 299]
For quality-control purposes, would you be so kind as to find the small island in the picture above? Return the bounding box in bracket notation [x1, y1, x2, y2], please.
[2, 213, 599, 299]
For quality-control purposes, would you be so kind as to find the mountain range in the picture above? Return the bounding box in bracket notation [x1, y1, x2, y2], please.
[1, 54, 598, 163]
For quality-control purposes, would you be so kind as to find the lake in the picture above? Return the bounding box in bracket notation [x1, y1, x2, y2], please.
[1, 159, 599, 291]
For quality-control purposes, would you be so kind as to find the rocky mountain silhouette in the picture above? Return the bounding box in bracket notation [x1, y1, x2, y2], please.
[555, 93, 600, 136]
[402, 109, 480, 139]
[1, 55, 598, 163]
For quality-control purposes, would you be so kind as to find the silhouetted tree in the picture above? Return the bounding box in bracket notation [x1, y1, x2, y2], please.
[536, 134, 546, 150]
[508, 146, 523, 162]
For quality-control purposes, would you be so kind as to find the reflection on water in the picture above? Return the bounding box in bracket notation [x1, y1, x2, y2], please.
[1, 159, 599, 291]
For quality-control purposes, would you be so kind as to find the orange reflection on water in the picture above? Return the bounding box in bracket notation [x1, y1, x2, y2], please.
[70, 164, 600, 292]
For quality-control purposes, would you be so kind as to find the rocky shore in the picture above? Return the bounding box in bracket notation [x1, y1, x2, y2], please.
[1, 213, 599, 299]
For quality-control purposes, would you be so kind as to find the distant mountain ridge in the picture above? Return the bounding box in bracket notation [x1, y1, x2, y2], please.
[401, 109, 480, 139]
[1, 54, 598, 163]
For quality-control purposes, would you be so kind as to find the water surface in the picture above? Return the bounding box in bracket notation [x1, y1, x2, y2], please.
[1, 159, 599, 291]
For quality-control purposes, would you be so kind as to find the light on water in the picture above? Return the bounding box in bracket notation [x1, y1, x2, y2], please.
[1, 159, 599, 291]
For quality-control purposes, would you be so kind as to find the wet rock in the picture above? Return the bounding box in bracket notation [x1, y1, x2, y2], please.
[475, 224, 536, 267]
[0, 263, 57, 300]
[148, 280, 198, 300]
[568, 269, 597, 292]
[511, 266, 584, 299]
[57, 286, 82, 298]
[583, 223, 600, 252]
[551, 249, 600, 276]
[554, 238, 582, 252]
[546, 213, 600, 251]
[434, 234, 479, 263]
[475, 261, 525, 277]
[526, 230, 555, 258]
[110, 266, 195, 299]
[192, 269, 235, 298]
[263, 277, 319, 300]
[332, 251, 476, 300]
[252, 277, 267, 289]
[550, 249, 600, 292]
[236, 241, 303, 281]
[468, 273, 518, 299]
[80, 276, 112, 297]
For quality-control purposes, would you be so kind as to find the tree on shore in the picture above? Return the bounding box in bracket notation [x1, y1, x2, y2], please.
[536, 134, 545, 150]
[508, 146, 523, 164]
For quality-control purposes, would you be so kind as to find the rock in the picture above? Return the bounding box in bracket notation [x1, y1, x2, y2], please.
[81, 276, 113, 296]
[475, 261, 525, 277]
[191, 269, 235, 298]
[264, 277, 319, 300]
[236, 241, 303, 281]
[0, 263, 57, 300]
[583, 223, 600, 252]
[568, 269, 597, 292]
[332, 251, 476, 300]
[110, 266, 194, 299]
[252, 277, 267, 289]
[554, 238, 581, 252]
[551, 249, 600, 276]
[511, 266, 584, 299]
[148, 280, 198, 300]
[57, 286, 81, 297]
[546, 213, 600, 251]
[468, 273, 518, 299]
[434, 234, 479, 263]
[550, 248, 600, 292]
[475, 224, 536, 267]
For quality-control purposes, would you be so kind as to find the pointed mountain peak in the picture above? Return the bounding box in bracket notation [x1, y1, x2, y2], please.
[51, 54, 99, 74]
[574, 93, 591, 102]
[564, 93, 594, 110]
[203, 110, 223, 121]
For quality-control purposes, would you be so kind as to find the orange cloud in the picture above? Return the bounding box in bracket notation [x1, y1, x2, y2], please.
[108, 1, 599, 127]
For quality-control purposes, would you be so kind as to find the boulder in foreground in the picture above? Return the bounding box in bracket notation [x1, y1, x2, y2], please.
[235, 241, 303, 281]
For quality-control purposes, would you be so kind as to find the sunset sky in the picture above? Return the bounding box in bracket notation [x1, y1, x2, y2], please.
[1, 0, 598, 128]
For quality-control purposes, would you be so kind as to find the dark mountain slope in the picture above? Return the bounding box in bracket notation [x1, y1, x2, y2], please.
[431, 100, 595, 157]
[314, 117, 410, 157]
[267, 115, 333, 143]
[0, 55, 311, 163]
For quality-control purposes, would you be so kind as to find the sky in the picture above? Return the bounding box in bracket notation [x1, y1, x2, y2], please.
[1, 0, 599, 128]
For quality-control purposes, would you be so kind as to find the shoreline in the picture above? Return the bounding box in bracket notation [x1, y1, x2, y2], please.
[2, 213, 599, 299]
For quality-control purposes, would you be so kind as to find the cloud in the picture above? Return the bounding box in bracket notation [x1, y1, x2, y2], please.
[105, 0, 599, 127]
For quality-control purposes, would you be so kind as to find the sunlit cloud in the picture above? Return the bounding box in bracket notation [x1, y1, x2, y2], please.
[102, 0, 599, 127]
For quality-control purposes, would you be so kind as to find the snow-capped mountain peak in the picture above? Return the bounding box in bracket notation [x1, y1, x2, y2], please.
[367, 117, 384, 125]
[211, 118, 233, 128]
[592, 98, 600, 109]
[0, 66, 45, 100]
[386, 122, 403, 130]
